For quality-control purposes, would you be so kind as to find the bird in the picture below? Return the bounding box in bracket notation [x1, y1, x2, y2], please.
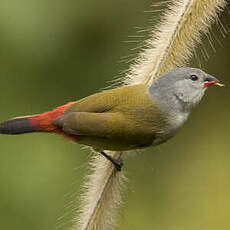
[0, 67, 223, 170]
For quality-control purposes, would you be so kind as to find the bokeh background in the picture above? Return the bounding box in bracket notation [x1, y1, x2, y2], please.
[0, 0, 229, 230]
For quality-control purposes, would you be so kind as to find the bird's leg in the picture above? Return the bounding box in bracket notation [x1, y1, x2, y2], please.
[100, 151, 123, 171]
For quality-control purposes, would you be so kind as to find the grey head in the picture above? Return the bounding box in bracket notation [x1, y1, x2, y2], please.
[148, 67, 220, 113]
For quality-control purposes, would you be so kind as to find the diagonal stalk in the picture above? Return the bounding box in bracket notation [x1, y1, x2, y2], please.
[74, 1, 227, 230]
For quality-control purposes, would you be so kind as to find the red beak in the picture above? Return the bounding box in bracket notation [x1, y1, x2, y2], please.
[203, 80, 219, 87]
[203, 75, 219, 87]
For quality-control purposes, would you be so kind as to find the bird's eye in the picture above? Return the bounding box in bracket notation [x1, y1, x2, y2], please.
[190, 74, 198, 81]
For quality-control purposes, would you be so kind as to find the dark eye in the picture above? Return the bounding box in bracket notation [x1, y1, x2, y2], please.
[190, 74, 198, 81]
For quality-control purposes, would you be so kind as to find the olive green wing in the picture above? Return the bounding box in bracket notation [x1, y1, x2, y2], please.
[54, 112, 125, 136]
[54, 111, 154, 150]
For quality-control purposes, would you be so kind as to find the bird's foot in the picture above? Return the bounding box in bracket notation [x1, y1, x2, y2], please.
[100, 151, 123, 171]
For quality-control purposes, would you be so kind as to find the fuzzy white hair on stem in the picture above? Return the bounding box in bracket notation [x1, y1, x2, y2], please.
[72, 1, 227, 230]
[73, 151, 125, 230]
[123, 0, 227, 86]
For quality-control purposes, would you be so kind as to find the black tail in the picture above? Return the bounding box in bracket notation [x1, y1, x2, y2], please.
[0, 118, 35, 135]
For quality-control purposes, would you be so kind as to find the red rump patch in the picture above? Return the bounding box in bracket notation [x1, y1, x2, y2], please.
[28, 101, 75, 132]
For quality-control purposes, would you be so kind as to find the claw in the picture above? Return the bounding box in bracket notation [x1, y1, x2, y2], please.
[100, 151, 123, 171]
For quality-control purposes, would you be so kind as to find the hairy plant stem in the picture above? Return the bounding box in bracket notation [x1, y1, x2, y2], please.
[74, 1, 227, 230]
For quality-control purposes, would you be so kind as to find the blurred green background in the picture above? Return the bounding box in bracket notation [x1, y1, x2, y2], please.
[0, 0, 229, 230]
